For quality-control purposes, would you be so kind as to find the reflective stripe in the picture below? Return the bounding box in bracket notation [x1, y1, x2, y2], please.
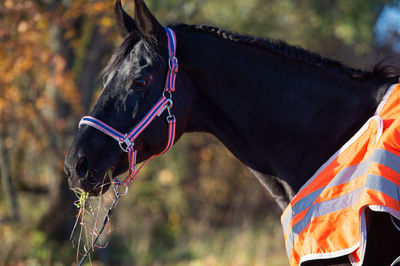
[165, 27, 178, 92]
[282, 187, 324, 235]
[285, 187, 364, 258]
[283, 148, 400, 225]
[79, 116, 125, 141]
[282, 148, 400, 234]
[286, 173, 400, 263]
[161, 117, 176, 154]
[284, 150, 400, 260]
[165, 28, 176, 57]
[127, 97, 168, 139]
[293, 187, 363, 233]
[365, 174, 400, 202]
[294, 116, 383, 203]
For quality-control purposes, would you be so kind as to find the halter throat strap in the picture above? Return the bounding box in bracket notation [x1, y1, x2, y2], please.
[78, 27, 178, 184]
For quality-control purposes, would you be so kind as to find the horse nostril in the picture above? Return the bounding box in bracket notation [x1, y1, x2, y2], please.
[76, 156, 89, 179]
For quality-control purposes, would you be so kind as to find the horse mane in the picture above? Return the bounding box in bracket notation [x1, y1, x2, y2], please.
[101, 23, 400, 81]
[172, 24, 400, 80]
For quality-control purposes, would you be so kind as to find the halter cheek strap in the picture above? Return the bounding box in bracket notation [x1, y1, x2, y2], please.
[78, 27, 178, 185]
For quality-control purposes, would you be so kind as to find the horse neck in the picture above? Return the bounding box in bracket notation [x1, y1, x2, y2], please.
[176, 28, 390, 193]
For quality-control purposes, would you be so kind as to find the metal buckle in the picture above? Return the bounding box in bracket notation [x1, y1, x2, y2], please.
[168, 56, 178, 73]
[157, 99, 174, 117]
[118, 135, 133, 152]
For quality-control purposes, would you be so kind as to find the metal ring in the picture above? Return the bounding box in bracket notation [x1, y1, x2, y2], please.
[115, 183, 128, 197]
[163, 90, 173, 100]
[118, 135, 133, 152]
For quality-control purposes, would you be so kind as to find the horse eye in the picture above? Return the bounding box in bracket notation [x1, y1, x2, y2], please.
[133, 79, 147, 87]
[103, 74, 109, 85]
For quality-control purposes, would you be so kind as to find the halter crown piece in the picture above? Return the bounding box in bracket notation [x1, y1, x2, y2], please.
[78, 27, 178, 185]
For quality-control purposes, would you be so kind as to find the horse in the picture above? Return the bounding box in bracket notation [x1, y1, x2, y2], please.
[64, 0, 400, 265]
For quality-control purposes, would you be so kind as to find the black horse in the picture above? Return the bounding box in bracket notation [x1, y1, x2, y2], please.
[64, 0, 400, 265]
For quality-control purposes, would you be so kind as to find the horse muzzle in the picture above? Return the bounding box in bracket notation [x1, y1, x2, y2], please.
[64, 154, 113, 196]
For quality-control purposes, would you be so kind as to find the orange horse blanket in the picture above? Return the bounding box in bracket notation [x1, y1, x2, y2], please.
[281, 83, 400, 265]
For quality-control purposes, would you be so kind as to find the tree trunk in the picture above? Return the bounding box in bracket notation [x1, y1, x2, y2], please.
[0, 132, 19, 222]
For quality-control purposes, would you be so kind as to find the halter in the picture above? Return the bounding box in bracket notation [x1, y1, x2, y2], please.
[78, 27, 178, 185]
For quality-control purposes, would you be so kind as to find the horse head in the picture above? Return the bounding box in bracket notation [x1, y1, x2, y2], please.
[64, 0, 191, 196]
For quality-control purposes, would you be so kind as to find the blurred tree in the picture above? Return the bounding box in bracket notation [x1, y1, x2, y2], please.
[0, 0, 116, 262]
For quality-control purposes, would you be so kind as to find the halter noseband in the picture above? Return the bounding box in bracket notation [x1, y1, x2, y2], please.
[78, 27, 178, 185]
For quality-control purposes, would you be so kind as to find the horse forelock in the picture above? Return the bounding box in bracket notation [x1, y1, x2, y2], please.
[101, 33, 164, 82]
[101, 34, 139, 79]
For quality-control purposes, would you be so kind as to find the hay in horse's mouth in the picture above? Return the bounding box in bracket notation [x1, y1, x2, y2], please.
[88, 168, 114, 196]
[70, 167, 117, 263]
[70, 168, 114, 197]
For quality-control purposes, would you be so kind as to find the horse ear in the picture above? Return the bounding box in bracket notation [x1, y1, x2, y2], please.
[114, 0, 137, 37]
[133, 0, 163, 38]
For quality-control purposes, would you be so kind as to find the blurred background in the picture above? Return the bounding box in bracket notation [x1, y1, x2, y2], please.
[1, 0, 399, 265]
